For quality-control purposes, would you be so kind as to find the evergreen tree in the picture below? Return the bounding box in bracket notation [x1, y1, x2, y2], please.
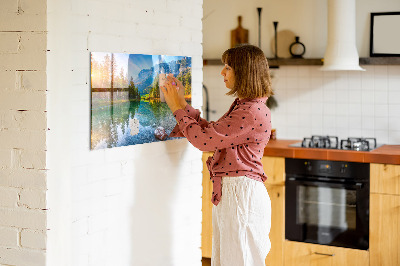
[128, 77, 140, 100]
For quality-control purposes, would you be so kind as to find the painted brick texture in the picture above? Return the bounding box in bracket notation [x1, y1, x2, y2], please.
[46, 0, 203, 266]
[2, 0, 203, 265]
[0, 0, 48, 265]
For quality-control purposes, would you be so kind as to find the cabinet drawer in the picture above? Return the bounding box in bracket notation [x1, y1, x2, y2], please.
[284, 241, 369, 266]
[370, 163, 400, 195]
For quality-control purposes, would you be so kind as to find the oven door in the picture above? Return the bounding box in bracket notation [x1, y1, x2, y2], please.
[285, 177, 369, 250]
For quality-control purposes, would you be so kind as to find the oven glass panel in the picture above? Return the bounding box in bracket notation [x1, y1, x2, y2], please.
[297, 186, 357, 230]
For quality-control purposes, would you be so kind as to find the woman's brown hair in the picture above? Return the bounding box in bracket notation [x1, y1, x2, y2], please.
[221, 44, 273, 99]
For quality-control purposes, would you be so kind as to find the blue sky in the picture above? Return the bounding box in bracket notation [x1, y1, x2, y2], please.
[91, 52, 187, 82]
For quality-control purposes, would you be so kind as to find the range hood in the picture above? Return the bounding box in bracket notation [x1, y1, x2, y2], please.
[320, 0, 365, 71]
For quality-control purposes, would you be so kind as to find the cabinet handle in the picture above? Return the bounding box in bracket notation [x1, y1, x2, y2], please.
[314, 252, 335, 257]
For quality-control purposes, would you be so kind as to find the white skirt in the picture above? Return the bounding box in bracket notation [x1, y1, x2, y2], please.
[212, 176, 271, 266]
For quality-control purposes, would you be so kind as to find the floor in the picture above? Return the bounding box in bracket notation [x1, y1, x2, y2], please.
[202, 257, 211, 266]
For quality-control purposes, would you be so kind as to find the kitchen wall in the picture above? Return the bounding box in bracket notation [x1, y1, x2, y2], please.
[0, 0, 48, 265]
[203, 0, 400, 144]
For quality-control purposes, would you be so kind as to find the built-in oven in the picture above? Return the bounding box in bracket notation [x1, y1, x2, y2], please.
[285, 158, 369, 250]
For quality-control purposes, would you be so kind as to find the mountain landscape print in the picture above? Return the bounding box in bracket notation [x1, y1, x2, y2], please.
[90, 52, 192, 150]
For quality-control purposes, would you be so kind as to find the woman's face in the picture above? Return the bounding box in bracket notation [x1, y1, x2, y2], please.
[220, 64, 235, 89]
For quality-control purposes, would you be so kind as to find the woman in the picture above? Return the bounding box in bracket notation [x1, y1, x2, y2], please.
[162, 44, 273, 266]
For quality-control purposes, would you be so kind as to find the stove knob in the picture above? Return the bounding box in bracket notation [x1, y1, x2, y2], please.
[340, 164, 347, 174]
[305, 162, 312, 171]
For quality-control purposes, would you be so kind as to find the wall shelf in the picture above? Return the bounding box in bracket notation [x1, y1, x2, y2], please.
[203, 58, 323, 67]
[359, 57, 400, 65]
[203, 57, 400, 67]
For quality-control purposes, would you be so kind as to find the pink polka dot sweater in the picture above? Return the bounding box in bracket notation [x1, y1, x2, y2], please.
[169, 97, 271, 206]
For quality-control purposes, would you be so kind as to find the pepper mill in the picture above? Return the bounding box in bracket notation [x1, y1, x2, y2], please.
[257, 8, 262, 48]
[273, 21, 279, 58]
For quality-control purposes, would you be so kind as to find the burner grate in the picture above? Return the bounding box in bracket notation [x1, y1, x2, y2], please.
[296, 136, 378, 151]
[301, 135, 339, 149]
[340, 137, 377, 151]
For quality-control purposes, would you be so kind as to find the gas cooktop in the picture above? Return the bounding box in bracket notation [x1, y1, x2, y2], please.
[289, 135, 383, 151]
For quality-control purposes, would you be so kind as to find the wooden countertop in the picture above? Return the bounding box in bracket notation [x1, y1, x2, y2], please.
[263, 139, 400, 165]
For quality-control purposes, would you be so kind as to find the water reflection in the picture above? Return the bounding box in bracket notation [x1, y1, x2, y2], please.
[91, 91, 180, 150]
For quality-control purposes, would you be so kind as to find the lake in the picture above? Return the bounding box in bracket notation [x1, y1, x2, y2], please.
[91, 91, 181, 150]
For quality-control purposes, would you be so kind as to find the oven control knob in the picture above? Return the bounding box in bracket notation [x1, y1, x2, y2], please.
[304, 162, 312, 171]
[340, 164, 347, 174]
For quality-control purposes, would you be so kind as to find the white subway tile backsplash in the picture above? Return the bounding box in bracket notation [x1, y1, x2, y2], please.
[348, 71, 362, 90]
[336, 103, 349, 116]
[296, 127, 312, 138]
[388, 76, 400, 91]
[388, 91, 400, 104]
[323, 87, 336, 103]
[272, 77, 287, 91]
[375, 117, 389, 129]
[205, 65, 400, 144]
[336, 115, 348, 129]
[336, 90, 349, 103]
[374, 90, 388, 104]
[349, 128, 363, 137]
[322, 70, 335, 78]
[335, 73, 349, 90]
[285, 66, 298, 77]
[361, 104, 375, 117]
[388, 131, 400, 143]
[323, 103, 336, 115]
[361, 90, 375, 104]
[287, 113, 300, 127]
[389, 117, 400, 131]
[298, 67, 311, 78]
[388, 65, 400, 76]
[375, 104, 389, 117]
[389, 104, 400, 117]
[297, 89, 313, 103]
[298, 77, 311, 89]
[362, 116, 375, 130]
[297, 102, 311, 116]
[323, 115, 336, 129]
[348, 90, 362, 104]
[310, 77, 324, 90]
[362, 65, 375, 74]
[374, 78, 388, 91]
[348, 116, 362, 129]
[361, 129, 375, 138]
[286, 77, 299, 89]
[374, 65, 388, 77]
[374, 130, 389, 144]
[336, 128, 349, 139]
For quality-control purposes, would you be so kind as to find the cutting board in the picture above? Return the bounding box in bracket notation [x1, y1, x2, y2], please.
[231, 16, 249, 48]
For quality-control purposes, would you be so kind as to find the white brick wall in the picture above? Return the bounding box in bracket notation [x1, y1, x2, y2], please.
[0, 0, 48, 265]
[47, 1, 203, 266]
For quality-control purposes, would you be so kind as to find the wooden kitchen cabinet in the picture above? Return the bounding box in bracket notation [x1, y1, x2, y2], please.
[202, 152, 213, 258]
[262, 156, 285, 266]
[264, 184, 285, 266]
[201, 154, 286, 266]
[284, 241, 369, 266]
[370, 193, 400, 266]
[370, 163, 400, 266]
[261, 156, 285, 186]
[370, 163, 400, 195]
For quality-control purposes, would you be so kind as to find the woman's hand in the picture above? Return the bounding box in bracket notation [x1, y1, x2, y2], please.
[161, 76, 187, 113]
[174, 77, 188, 108]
